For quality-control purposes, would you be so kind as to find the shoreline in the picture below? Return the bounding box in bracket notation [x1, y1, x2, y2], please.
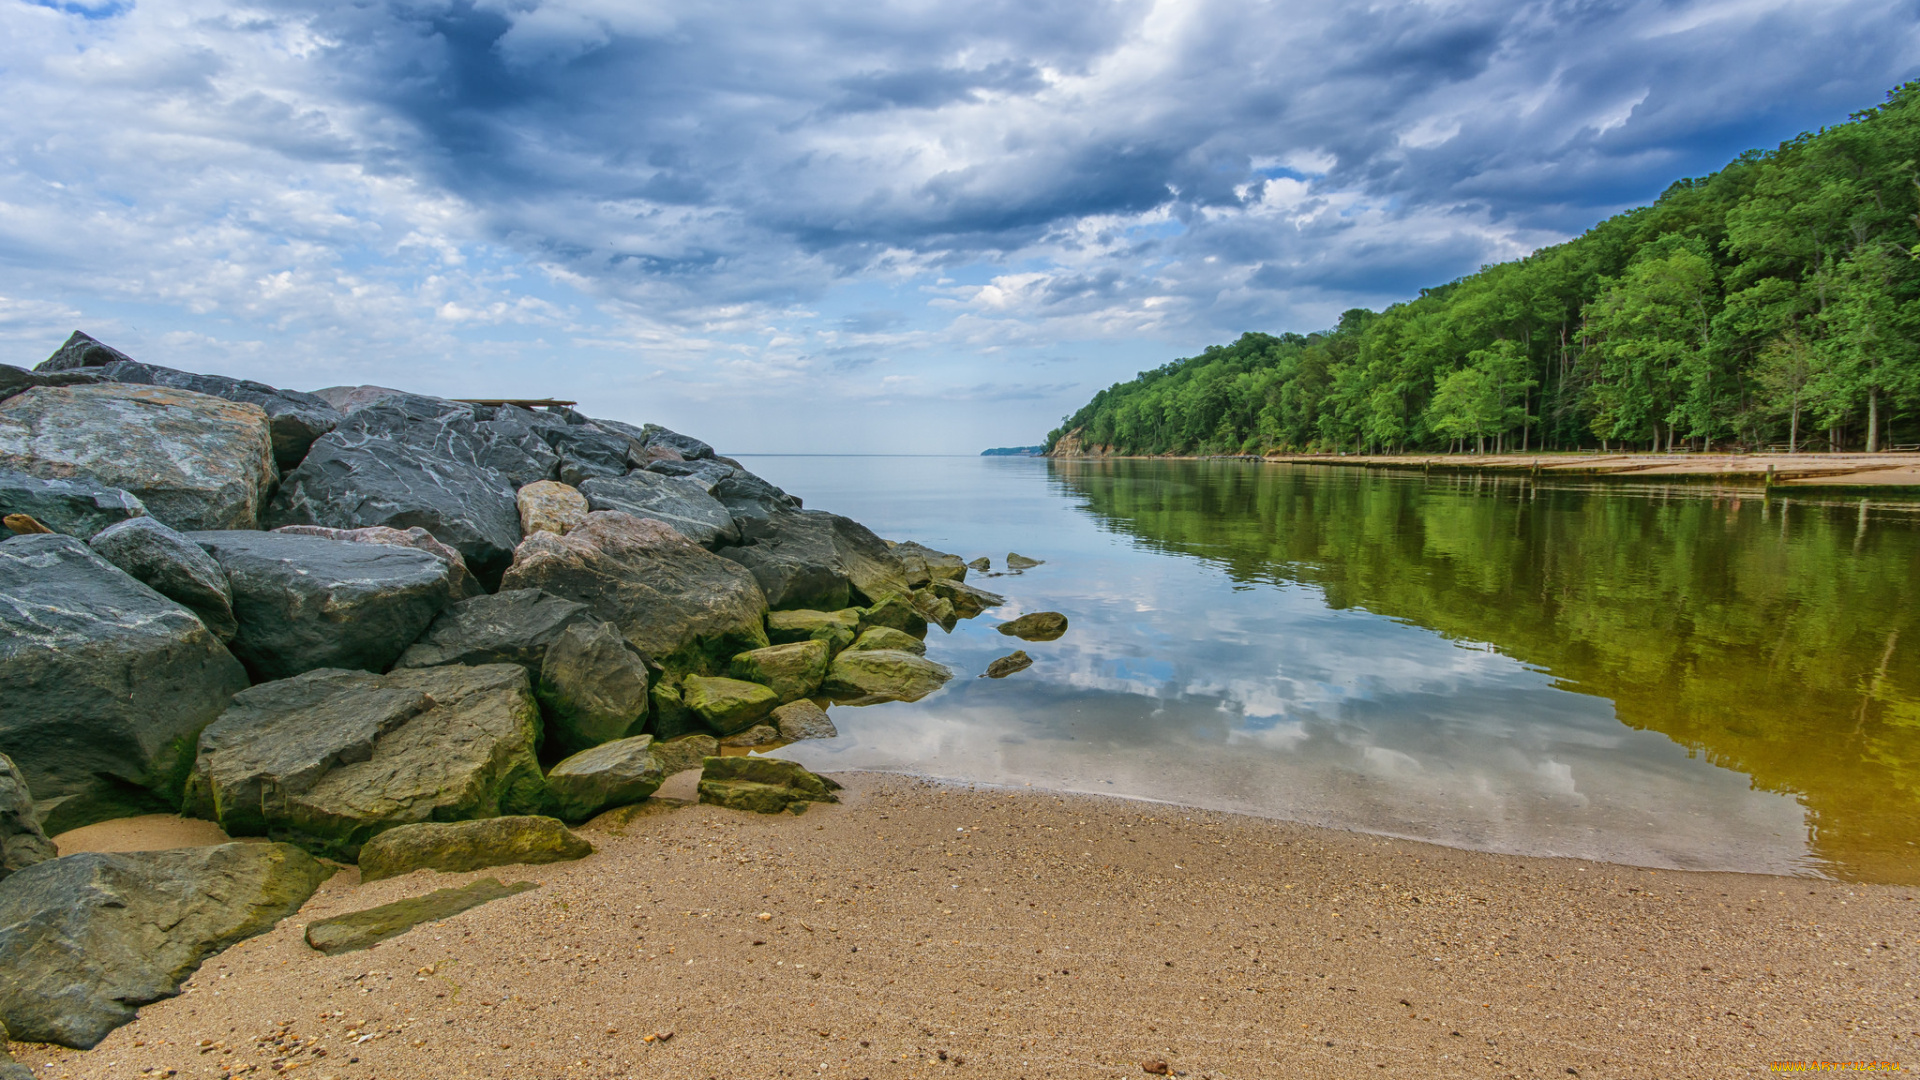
[21, 772, 1914, 1079]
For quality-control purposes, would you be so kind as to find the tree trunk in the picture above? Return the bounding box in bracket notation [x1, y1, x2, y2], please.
[1868, 387, 1881, 453]
[1789, 400, 1799, 454]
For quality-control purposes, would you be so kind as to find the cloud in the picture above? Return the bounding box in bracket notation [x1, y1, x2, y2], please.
[0, 0, 1913, 450]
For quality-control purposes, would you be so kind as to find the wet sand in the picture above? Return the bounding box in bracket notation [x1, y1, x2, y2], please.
[15, 773, 1916, 1079]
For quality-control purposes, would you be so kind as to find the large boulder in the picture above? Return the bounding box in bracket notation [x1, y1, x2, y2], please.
[33, 330, 136, 371]
[548, 427, 636, 486]
[517, 480, 588, 536]
[87, 358, 341, 471]
[646, 458, 737, 490]
[190, 531, 454, 681]
[0, 469, 146, 539]
[649, 734, 718, 776]
[720, 509, 912, 611]
[866, 593, 931, 637]
[89, 517, 237, 641]
[0, 534, 249, 833]
[545, 735, 665, 823]
[728, 640, 829, 703]
[697, 756, 840, 815]
[538, 620, 650, 753]
[766, 607, 861, 654]
[771, 699, 837, 741]
[0, 362, 111, 405]
[577, 472, 740, 548]
[823, 649, 954, 703]
[680, 674, 779, 735]
[501, 511, 769, 675]
[0, 384, 275, 531]
[394, 588, 592, 675]
[891, 540, 967, 586]
[181, 664, 547, 860]
[271, 523, 484, 599]
[0, 753, 55, 883]
[355, 816, 591, 882]
[641, 424, 714, 460]
[0, 842, 332, 1049]
[264, 407, 523, 588]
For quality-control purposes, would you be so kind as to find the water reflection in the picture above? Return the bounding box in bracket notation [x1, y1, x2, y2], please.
[735, 456, 1919, 883]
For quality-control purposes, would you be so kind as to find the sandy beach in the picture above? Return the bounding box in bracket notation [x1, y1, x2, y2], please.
[1061, 450, 1920, 489]
[17, 772, 1916, 1080]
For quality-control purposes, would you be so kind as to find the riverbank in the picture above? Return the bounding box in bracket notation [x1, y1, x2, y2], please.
[19, 773, 1913, 1079]
[1053, 450, 1920, 488]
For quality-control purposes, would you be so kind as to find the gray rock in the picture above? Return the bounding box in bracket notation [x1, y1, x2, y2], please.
[356, 816, 591, 881]
[0, 842, 332, 1048]
[859, 595, 929, 639]
[190, 531, 454, 681]
[910, 588, 958, 633]
[309, 385, 468, 418]
[0, 362, 111, 404]
[641, 425, 714, 460]
[181, 664, 548, 860]
[33, 330, 135, 371]
[304, 878, 535, 956]
[578, 472, 740, 548]
[545, 736, 664, 822]
[91, 359, 340, 471]
[711, 472, 800, 533]
[0, 384, 276, 531]
[89, 516, 237, 640]
[822, 648, 954, 703]
[271, 523, 485, 600]
[644, 458, 737, 491]
[721, 509, 912, 611]
[500, 511, 769, 676]
[0, 534, 249, 834]
[549, 427, 637, 486]
[0, 468, 147, 539]
[539, 620, 650, 753]
[0, 1019, 32, 1080]
[0, 753, 55, 883]
[771, 699, 837, 741]
[892, 540, 968, 586]
[394, 588, 592, 675]
[649, 734, 718, 777]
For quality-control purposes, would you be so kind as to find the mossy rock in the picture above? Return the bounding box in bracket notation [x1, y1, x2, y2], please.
[765, 608, 860, 655]
[846, 626, 925, 655]
[823, 648, 953, 703]
[304, 878, 538, 955]
[728, 639, 829, 702]
[998, 611, 1068, 642]
[545, 736, 664, 823]
[681, 674, 779, 735]
[650, 734, 718, 776]
[696, 755, 840, 814]
[859, 594, 928, 638]
[356, 816, 592, 882]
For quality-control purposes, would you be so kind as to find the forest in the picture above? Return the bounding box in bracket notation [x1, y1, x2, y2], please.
[1046, 82, 1920, 456]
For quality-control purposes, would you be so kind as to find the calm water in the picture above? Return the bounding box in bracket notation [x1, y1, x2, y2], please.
[736, 455, 1920, 884]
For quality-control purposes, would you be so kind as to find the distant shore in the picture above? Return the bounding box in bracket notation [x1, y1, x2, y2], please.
[1048, 450, 1920, 488]
[22, 772, 1912, 1079]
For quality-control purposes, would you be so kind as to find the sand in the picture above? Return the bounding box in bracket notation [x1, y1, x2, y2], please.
[13, 773, 1916, 1079]
[1139, 450, 1920, 488]
[50, 813, 239, 856]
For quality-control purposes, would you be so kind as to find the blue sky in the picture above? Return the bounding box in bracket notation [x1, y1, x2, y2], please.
[1, 0, 1916, 452]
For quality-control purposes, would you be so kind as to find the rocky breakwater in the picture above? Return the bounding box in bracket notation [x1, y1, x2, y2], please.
[0, 329, 1034, 1048]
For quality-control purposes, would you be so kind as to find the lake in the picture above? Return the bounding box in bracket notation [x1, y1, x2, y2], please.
[736, 455, 1920, 885]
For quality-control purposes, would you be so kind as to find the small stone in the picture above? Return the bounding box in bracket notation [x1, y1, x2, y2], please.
[2, 514, 48, 534]
[304, 878, 538, 955]
[967, 556, 990, 571]
[983, 651, 1032, 679]
[1142, 1060, 1170, 1076]
[355, 816, 591, 883]
[516, 480, 588, 536]
[1005, 552, 1044, 570]
[765, 608, 862, 650]
[719, 724, 781, 747]
[771, 699, 836, 742]
[997, 611, 1068, 642]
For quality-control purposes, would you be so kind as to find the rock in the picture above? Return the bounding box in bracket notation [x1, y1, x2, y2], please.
[265, 417, 522, 589]
[709, 472, 799, 532]
[983, 650, 1033, 678]
[2, 515, 48, 534]
[0, 753, 55, 883]
[303, 878, 536, 956]
[997, 611, 1068, 641]
[846, 626, 926, 655]
[697, 756, 840, 815]
[517, 480, 588, 536]
[719, 724, 781, 747]
[393, 588, 592, 675]
[539, 620, 650, 753]
[1142, 1059, 1171, 1076]
[271, 523, 484, 600]
[34, 330, 136, 371]
[765, 607, 862, 654]
[90, 359, 342, 471]
[908, 588, 956, 633]
[309, 385, 466, 418]
[968, 556, 991, 572]
[181, 664, 547, 859]
[0, 469, 147, 539]
[823, 649, 954, 703]
[892, 540, 968, 586]
[930, 578, 1006, 619]
[0, 362, 111, 405]
[472, 415, 563, 488]
[720, 509, 912, 611]
[0, 1021, 31, 1080]
[356, 816, 592, 881]
[0, 842, 332, 1048]
[645, 677, 705, 740]
[577, 472, 740, 548]
[1006, 552, 1044, 570]
[647, 458, 738, 491]
[771, 699, 837, 742]
[500, 511, 769, 675]
[641, 425, 714, 461]
[190, 530, 453, 681]
[584, 798, 692, 832]
[727, 640, 829, 703]
[681, 675, 779, 735]
[649, 734, 719, 776]
[89, 516, 237, 640]
[545, 736, 664, 822]
[861, 594, 930, 638]
[548, 428, 637, 486]
[0, 533, 249, 833]
[0, 384, 275, 531]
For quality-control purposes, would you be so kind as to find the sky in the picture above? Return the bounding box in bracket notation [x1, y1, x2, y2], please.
[1, 0, 1916, 452]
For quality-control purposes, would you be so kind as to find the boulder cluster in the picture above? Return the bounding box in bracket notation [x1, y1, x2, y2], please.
[0, 331, 1037, 1052]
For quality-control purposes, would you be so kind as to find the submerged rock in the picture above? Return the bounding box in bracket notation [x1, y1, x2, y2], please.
[771, 699, 837, 742]
[578, 472, 740, 548]
[0, 469, 146, 539]
[304, 878, 537, 956]
[539, 619, 650, 753]
[846, 626, 925, 655]
[356, 816, 592, 882]
[983, 650, 1033, 679]
[191, 530, 454, 681]
[0, 842, 332, 1048]
[545, 735, 665, 822]
[1005, 552, 1044, 570]
[393, 588, 593, 675]
[681, 674, 780, 735]
[728, 639, 830, 703]
[697, 756, 840, 815]
[967, 556, 990, 572]
[997, 611, 1068, 642]
[823, 649, 953, 703]
[930, 578, 1006, 619]
[89, 516, 237, 641]
[0, 533, 249, 834]
[517, 479, 588, 536]
[0, 753, 55, 883]
[0, 384, 276, 531]
[182, 664, 547, 860]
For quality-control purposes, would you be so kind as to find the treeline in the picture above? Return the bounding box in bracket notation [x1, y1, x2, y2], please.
[1048, 83, 1920, 456]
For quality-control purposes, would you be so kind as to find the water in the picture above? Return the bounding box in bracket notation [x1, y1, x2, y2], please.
[735, 455, 1920, 884]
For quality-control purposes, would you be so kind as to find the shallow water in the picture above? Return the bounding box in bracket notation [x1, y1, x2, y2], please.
[735, 455, 1920, 884]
